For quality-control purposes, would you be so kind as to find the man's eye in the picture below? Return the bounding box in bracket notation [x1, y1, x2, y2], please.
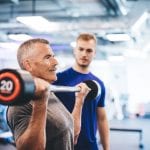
[79, 48, 84, 51]
[46, 56, 50, 59]
[87, 49, 93, 53]
[46, 55, 55, 59]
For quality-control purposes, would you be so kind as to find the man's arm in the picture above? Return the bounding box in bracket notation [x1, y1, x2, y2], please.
[97, 107, 110, 150]
[72, 83, 91, 144]
[16, 78, 49, 150]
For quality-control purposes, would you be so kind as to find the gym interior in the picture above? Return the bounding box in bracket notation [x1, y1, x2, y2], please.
[0, 0, 150, 150]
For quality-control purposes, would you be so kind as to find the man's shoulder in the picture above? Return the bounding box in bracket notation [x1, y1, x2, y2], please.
[89, 72, 106, 95]
[7, 103, 32, 116]
[57, 67, 72, 75]
[90, 72, 104, 84]
[56, 67, 72, 79]
[54, 68, 72, 85]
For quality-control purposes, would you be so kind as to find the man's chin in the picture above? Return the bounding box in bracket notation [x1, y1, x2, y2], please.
[49, 77, 57, 83]
[80, 64, 89, 68]
[44, 75, 56, 83]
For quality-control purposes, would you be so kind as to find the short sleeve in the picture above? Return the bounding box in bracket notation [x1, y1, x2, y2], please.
[6, 103, 32, 141]
[97, 81, 106, 107]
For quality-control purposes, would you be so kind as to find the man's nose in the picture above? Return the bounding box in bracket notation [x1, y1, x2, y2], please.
[53, 57, 58, 65]
[81, 50, 87, 56]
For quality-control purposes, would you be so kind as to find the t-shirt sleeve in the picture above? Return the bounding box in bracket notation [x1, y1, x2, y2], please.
[97, 81, 106, 107]
[7, 104, 31, 142]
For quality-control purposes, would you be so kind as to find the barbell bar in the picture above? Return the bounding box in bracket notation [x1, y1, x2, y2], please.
[0, 69, 101, 106]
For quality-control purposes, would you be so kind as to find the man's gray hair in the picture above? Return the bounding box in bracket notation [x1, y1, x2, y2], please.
[17, 38, 49, 69]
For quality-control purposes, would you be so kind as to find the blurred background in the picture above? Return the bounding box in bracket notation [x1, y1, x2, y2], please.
[0, 0, 150, 149]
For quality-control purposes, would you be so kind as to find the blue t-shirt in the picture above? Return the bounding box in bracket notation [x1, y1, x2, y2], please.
[53, 67, 106, 150]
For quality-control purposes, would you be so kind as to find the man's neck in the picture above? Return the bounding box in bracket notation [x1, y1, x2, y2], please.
[73, 64, 90, 74]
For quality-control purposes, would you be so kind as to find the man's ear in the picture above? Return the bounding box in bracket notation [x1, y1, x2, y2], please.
[94, 50, 96, 58]
[23, 59, 32, 72]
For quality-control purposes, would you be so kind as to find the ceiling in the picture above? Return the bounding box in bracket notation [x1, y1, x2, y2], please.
[0, 0, 150, 59]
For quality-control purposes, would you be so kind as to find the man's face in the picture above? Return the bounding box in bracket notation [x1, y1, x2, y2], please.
[74, 39, 96, 68]
[28, 43, 58, 83]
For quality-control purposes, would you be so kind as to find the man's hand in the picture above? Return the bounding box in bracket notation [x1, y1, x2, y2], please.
[75, 82, 91, 105]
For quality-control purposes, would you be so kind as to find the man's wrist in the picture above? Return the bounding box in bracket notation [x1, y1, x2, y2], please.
[75, 97, 84, 106]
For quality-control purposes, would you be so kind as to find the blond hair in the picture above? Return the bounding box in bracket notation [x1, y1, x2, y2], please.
[76, 33, 97, 44]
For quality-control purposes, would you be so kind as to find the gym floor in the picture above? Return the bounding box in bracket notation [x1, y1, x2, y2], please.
[0, 118, 150, 150]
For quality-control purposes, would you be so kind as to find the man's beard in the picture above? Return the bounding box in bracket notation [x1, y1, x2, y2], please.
[78, 62, 89, 68]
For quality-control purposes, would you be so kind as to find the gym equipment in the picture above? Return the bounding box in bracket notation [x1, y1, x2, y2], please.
[0, 69, 101, 106]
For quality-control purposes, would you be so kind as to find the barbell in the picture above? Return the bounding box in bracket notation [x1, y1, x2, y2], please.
[0, 69, 101, 106]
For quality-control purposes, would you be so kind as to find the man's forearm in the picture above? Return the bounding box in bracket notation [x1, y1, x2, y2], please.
[72, 98, 83, 144]
[98, 120, 110, 150]
[72, 83, 90, 144]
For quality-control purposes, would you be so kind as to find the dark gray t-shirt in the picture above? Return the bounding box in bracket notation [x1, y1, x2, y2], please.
[7, 93, 74, 150]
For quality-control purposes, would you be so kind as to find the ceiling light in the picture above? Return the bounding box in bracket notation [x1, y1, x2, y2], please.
[0, 42, 19, 50]
[16, 16, 60, 32]
[105, 33, 131, 42]
[8, 34, 32, 41]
